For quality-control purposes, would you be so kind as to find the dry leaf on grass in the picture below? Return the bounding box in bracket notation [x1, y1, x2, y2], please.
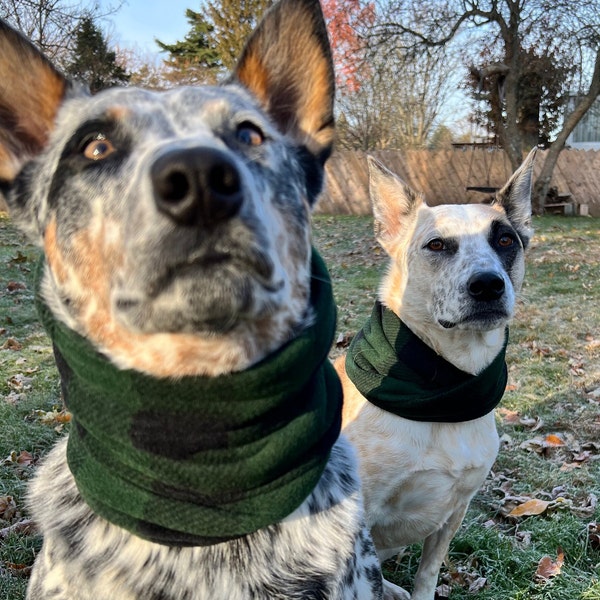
[0, 496, 18, 521]
[3, 450, 35, 467]
[535, 548, 564, 581]
[588, 523, 600, 550]
[468, 577, 487, 593]
[2, 338, 22, 351]
[6, 281, 26, 292]
[508, 498, 550, 517]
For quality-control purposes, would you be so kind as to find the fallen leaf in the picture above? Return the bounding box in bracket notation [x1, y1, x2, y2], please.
[34, 409, 71, 426]
[6, 281, 26, 292]
[9, 251, 28, 265]
[0, 518, 34, 538]
[520, 434, 566, 454]
[499, 408, 520, 424]
[3, 450, 35, 467]
[16, 450, 34, 466]
[508, 498, 550, 517]
[544, 434, 565, 446]
[535, 548, 564, 581]
[3, 562, 32, 577]
[515, 530, 532, 547]
[468, 577, 487, 593]
[7, 374, 33, 391]
[335, 332, 352, 348]
[588, 523, 600, 550]
[2, 338, 22, 351]
[0, 496, 18, 521]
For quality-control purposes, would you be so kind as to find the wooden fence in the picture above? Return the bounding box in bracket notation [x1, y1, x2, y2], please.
[318, 148, 600, 216]
[0, 148, 598, 216]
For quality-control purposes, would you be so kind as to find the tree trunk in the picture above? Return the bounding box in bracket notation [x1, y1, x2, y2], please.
[532, 47, 600, 214]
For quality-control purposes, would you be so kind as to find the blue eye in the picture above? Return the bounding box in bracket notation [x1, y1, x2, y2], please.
[236, 122, 264, 146]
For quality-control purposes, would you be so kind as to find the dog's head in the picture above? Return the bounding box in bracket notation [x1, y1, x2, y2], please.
[368, 152, 534, 340]
[0, 0, 334, 376]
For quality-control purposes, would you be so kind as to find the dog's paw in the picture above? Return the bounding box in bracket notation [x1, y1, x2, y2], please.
[383, 578, 411, 600]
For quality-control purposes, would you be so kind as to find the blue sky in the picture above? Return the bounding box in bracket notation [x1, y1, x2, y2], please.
[108, 0, 194, 56]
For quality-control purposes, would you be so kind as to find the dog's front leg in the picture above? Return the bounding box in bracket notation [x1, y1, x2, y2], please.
[410, 504, 470, 600]
[382, 579, 411, 600]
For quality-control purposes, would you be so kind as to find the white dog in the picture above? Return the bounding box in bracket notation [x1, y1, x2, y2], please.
[336, 153, 535, 600]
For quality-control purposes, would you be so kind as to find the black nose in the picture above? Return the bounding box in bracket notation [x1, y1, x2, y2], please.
[467, 271, 505, 301]
[151, 147, 243, 226]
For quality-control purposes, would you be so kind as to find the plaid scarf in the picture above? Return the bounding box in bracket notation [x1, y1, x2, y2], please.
[36, 249, 342, 546]
[345, 302, 508, 422]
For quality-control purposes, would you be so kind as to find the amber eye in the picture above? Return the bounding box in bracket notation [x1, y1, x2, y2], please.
[498, 234, 514, 248]
[426, 238, 445, 251]
[83, 134, 116, 161]
[236, 122, 264, 146]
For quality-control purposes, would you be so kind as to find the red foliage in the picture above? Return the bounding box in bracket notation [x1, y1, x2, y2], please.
[321, 0, 375, 93]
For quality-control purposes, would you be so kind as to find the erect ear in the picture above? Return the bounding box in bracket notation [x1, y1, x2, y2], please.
[367, 156, 424, 249]
[0, 19, 69, 183]
[230, 0, 335, 163]
[494, 148, 535, 248]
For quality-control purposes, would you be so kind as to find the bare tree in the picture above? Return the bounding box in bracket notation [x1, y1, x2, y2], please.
[370, 0, 600, 212]
[117, 46, 169, 91]
[0, 0, 122, 68]
[337, 25, 460, 149]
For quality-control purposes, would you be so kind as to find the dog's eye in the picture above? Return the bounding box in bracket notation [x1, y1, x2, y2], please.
[82, 134, 116, 161]
[426, 239, 445, 252]
[498, 234, 515, 248]
[236, 122, 264, 146]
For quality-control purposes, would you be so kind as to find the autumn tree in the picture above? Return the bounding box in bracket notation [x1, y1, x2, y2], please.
[66, 16, 129, 93]
[370, 0, 600, 212]
[321, 0, 375, 93]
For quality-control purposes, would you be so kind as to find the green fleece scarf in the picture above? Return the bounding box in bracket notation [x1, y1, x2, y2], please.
[345, 302, 508, 422]
[36, 249, 342, 547]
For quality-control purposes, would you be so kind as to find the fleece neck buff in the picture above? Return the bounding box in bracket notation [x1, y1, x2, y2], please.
[345, 302, 508, 422]
[36, 249, 342, 547]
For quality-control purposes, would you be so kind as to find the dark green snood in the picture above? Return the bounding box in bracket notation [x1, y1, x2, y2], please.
[345, 302, 508, 422]
[36, 249, 342, 547]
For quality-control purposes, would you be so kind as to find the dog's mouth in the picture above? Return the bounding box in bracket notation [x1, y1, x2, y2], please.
[438, 307, 511, 331]
[147, 247, 278, 297]
[113, 246, 285, 334]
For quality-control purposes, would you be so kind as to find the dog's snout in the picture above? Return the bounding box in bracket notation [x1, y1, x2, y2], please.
[467, 271, 505, 302]
[152, 148, 243, 226]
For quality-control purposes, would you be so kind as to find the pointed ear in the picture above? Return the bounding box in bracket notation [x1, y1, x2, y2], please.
[494, 148, 535, 247]
[0, 20, 69, 183]
[368, 156, 423, 248]
[230, 0, 335, 163]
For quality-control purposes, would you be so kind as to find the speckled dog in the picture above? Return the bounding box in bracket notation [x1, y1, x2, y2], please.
[0, 1, 383, 598]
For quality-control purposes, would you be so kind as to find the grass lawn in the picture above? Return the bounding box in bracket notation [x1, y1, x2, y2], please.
[0, 212, 598, 598]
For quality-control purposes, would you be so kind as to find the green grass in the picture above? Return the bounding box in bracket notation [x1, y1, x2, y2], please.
[314, 214, 600, 600]
[0, 213, 598, 598]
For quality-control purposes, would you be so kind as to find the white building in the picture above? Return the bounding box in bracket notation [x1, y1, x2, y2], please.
[565, 95, 600, 150]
